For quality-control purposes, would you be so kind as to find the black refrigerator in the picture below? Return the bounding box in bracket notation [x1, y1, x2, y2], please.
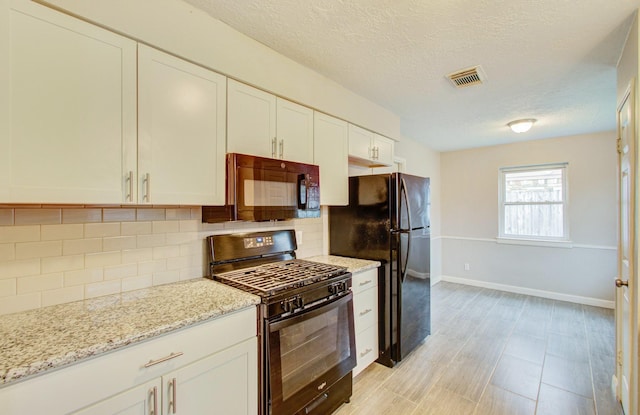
[329, 173, 430, 367]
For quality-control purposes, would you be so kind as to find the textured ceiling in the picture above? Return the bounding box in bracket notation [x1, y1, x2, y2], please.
[183, 0, 639, 151]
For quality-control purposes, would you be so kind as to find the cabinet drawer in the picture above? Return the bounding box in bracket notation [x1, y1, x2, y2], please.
[354, 324, 378, 377]
[354, 286, 377, 334]
[351, 268, 377, 295]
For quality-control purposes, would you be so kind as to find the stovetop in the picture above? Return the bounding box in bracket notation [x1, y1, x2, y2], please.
[213, 259, 348, 297]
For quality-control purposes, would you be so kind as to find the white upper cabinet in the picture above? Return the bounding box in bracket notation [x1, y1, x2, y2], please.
[348, 124, 394, 167]
[138, 44, 226, 205]
[0, 0, 137, 203]
[314, 112, 348, 205]
[227, 79, 314, 163]
[227, 79, 277, 159]
[275, 98, 314, 164]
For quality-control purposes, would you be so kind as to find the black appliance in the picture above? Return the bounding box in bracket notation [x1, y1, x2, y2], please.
[329, 173, 431, 367]
[202, 153, 321, 223]
[207, 230, 355, 415]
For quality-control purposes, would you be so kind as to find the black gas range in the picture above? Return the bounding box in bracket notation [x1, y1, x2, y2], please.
[206, 230, 356, 415]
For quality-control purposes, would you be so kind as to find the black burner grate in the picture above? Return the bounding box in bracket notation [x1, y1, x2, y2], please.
[214, 259, 347, 296]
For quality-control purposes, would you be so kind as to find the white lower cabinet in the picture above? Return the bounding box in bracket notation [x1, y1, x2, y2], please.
[351, 268, 379, 376]
[0, 307, 258, 415]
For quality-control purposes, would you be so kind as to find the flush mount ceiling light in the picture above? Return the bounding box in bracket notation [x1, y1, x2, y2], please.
[507, 118, 536, 133]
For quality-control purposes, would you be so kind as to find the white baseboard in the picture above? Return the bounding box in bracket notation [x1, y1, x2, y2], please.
[430, 274, 442, 286]
[438, 275, 614, 309]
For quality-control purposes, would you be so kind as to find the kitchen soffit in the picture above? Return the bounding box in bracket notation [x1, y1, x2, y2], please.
[182, 0, 638, 152]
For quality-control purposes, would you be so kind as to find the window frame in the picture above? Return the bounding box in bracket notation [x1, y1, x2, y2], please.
[498, 162, 571, 247]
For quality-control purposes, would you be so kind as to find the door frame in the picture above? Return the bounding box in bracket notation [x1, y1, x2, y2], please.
[615, 78, 639, 415]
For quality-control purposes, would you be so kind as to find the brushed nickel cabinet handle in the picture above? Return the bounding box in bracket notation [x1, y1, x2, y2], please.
[143, 351, 184, 368]
[272, 137, 277, 157]
[360, 348, 373, 358]
[149, 386, 158, 415]
[143, 173, 151, 202]
[168, 377, 177, 414]
[279, 139, 284, 158]
[359, 308, 372, 316]
[126, 171, 134, 202]
[359, 279, 372, 287]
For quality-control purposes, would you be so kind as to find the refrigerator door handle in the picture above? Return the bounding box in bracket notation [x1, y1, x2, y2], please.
[400, 178, 412, 282]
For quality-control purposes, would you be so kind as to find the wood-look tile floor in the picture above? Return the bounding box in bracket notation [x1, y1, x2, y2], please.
[335, 281, 623, 415]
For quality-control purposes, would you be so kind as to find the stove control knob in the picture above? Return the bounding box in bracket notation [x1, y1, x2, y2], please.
[281, 300, 291, 313]
[328, 284, 336, 294]
[296, 296, 304, 309]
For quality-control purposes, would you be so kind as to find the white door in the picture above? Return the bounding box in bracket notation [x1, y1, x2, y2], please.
[313, 112, 348, 205]
[162, 337, 258, 415]
[276, 98, 314, 163]
[616, 80, 636, 415]
[138, 44, 227, 205]
[227, 79, 276, 158]
[0, 0, 137, 203]
[71, 379, 161, 415]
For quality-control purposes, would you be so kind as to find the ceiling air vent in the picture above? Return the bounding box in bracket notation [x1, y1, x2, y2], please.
[446, 65, 487, 88]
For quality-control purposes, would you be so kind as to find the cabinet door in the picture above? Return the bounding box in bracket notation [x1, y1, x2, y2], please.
[227, 79, 276, 158]
[70, 378, 161, 415]
[314, 112, 348, 205]
[373, 134, 395, 167]
[138, 44, 226, 205]
[276, 98, 314, 163]
[163, 337, 258, 415]
[348, 124, 375, 162]
[0, 0, 137, 203]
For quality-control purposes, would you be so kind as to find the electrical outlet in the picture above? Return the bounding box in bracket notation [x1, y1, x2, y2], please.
[464, 263, 470, 271]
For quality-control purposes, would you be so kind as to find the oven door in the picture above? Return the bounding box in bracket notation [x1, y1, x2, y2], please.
[266, 292, 356, 415]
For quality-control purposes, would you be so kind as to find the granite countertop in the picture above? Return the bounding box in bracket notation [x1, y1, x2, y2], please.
[306, 255, 380, 273]
[0, 279, 259, 387]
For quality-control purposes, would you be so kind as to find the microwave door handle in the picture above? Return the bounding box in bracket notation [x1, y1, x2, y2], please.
[297, 174, 309, 209]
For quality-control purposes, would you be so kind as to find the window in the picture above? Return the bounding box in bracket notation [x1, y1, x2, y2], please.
[499, 163, 569, 243]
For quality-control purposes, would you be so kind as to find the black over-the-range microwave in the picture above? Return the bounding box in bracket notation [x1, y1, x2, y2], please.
[202, 153, 321, 223]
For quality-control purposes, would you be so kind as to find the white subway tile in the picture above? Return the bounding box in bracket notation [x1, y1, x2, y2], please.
[138, 259, 166, 275]
[0, 279, 16, 297]
[166, 256, 190, 271]
[121, 248, 153, 264]
[62, 208, 102, 224]
[190, 207, 201, 220]
[180, 268, 203, 280]
[42, 286, 84, 307]
[137, 234, 167, 248]
[152, 221, 180, 234]
[85, 251, 121, 268]
[152, 270, 179, 285]
[63, 238, 103, 255]
[42, 255, 84, 273]
[85, 223, 120, 238]
[153, 245, 181, 260]
[121, 221, 152, 236]
[0, 225, 40, 243]
[0, 244, 15, 261]
[166, 208, 191, 220]
[166, 231, 198, 245]
[104, 264, 138, 280]
[17, 273, 63, 294]
[201, 222, 225, 232]
[0, 209, 14, 225]
[0, 259, 41, 279]
[41, 224, 83, 241]
[180, 241, 203, 257]
[103, 236, 136, 252]
[179, 220, 200, 233]
[14, 209, 61, 225]
[64, 268, 103, 286]
[122, 274, 153, 292]
[137, 208, 165, 221]
[0, 292, 41, 315]
[103, 208, 136, 223]
[15, 241, 63, 259]
[85, 280, 121, 299]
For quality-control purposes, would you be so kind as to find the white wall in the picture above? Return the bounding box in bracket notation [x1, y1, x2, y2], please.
[39, 0, 401, 140]
[440, 131, 617, 306]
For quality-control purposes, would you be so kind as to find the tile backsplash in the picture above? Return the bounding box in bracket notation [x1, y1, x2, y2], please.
[0, 206, 324, 315]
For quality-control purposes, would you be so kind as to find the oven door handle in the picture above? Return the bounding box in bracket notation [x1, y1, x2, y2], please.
[267, 291, 353, 332]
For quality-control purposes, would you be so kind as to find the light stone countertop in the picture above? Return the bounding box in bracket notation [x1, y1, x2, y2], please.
[0, 279, 259, 387]
[305, 255, 380, 274]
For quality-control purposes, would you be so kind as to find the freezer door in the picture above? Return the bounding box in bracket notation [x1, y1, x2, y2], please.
[398, 174, 430, 231]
